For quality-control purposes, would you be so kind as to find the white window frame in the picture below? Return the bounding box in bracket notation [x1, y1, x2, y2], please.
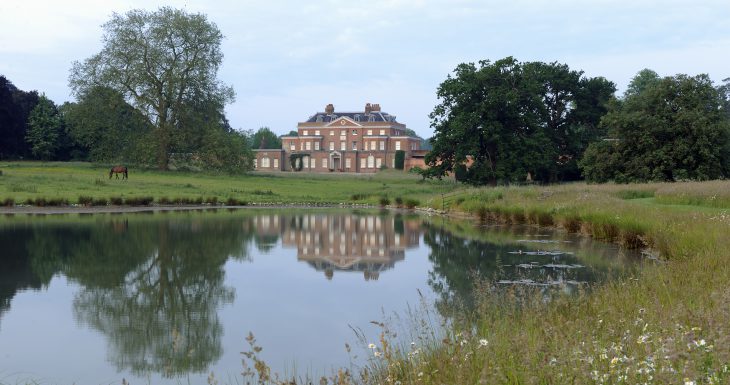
[273, 158, 279, 169]
[345, 158, 351, 169]
[305, 142, 311, 151]
[340, 141, 346, 151]
[290, 141, 295, 150]
[352, 141, 358, 151]
[376, 158, 382, 168]
[262, 157, 270, 168]
[302, 130, 308, 136]
[379, 129, 385, 135]
[395, 141, 401, 151]
[379, 141, 385, 151]
[367, 129, 373, 135]
[322, 158, 328, 168]
[314, 142, 320, 150]
[303, 156, 309, 168]
[314, 130, 320, 135]
[367, 155, 375, 168]
[329, 141, 334, 151]
[360, 158, 366, 169]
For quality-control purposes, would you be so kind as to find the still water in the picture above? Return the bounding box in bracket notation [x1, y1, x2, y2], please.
[0, 209, 637, 384]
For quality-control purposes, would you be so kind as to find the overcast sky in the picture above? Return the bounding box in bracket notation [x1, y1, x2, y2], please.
[1, 0, 729, 138]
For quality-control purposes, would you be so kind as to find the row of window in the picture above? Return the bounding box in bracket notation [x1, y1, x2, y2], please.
[301, 129, 392, 136]
[255, 157, 279, 168]
[290, 141, 403, 151]
[256, 156, 395, 170]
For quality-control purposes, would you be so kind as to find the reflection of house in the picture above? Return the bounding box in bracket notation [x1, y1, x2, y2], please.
[253, 103, 423, 173]
[254, 213, 420, 280]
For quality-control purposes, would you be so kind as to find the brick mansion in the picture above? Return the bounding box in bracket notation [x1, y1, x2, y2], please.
[253, 103, 426, 173]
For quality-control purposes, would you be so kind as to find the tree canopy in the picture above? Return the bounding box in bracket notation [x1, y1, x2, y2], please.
[69, 7, 235, 170]
[251, 126, 282, 149]
[425, 57, 615, 184]
[26, 95, 66, 160]
[0, 76, 38, 159]
[62, 87, 152, 163]
[580, 72, 730, 182]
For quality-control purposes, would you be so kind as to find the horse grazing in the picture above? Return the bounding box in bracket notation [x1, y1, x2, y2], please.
[109, 166, 128, 180]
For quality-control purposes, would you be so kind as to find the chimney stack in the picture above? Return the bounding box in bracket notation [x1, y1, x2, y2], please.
[325, 104, 334, 114]
[371, 103, 381, 112]
[364, 103, 372, 114]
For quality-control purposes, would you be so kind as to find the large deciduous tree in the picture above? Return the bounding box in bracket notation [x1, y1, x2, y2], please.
[26, 95, 66, 160]
[580, 72, 730, 182]
[62, 86, 152, 163]
[69, 7, 235, 170]
[251, 126, 282, 149]
[0, 76, 39, 159]
[425, 57, 615, 185]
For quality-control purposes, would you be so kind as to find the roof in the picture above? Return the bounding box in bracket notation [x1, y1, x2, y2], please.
[305, 111, 398, 123]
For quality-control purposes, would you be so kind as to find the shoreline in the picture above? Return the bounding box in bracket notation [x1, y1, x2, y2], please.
[0, 202, 388, 215]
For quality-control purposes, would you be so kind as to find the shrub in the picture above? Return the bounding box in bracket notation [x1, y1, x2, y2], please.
[125, 196, 153, 206]
[394, 150, 405, 170]
[92, 197, 108, 206]
[379, 196, 390, 207]
[158, 196, 171, 204]
[78, 196, 94, 206]
[46, 198, 68, 206]
[351, 193, 368, 201]
[395, 196, 403, 207]
[109, 196, 124, 205]
[205, 196, 219, 205]
[2, 198, 14, 207]
[404, 198, 419, 209]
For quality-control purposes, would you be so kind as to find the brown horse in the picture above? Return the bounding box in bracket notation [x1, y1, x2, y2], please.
[109, 166, 128, 180]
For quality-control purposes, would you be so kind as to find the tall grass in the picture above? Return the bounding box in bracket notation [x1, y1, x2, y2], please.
[358, 181, 730, 384]
[237, 181, 730, 384]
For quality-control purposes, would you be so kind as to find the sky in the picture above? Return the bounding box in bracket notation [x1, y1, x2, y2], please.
[1, 0, 729, 138]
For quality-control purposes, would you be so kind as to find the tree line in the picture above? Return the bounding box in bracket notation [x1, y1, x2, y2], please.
[425, 58, 730, 184]
[2, 7, 728, 182]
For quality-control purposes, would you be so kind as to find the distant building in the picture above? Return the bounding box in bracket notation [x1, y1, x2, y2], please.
[253, 103, 426, 173]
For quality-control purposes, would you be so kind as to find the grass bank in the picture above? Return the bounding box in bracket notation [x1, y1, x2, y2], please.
[355, 182, 730, 385]
[0, 161, 454, 208]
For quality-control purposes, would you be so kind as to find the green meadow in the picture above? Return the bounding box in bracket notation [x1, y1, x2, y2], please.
[2, 162, 730, 384]
[0, 161, 455, 207]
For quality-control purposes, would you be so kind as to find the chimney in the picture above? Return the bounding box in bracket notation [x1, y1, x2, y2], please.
[371, 103, 381, 112]
[325, 104, 334, 114]
[364, 103, 372, 114]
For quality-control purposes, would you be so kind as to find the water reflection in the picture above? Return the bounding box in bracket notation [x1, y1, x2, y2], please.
[253, 213, 420, 280]
[0, 210, 636, 382]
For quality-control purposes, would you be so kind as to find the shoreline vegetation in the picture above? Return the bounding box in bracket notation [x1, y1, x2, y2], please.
[2, 162, 730, 384]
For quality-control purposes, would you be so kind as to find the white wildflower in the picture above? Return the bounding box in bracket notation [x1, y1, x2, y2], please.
[479, 339, 488, 347]
[368, 343, 376, 349]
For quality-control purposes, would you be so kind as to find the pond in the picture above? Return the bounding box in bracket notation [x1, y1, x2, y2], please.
[0, 209, 639, 384]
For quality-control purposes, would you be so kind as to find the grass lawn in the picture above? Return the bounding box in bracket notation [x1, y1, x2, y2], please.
[0, 161, 458, 206]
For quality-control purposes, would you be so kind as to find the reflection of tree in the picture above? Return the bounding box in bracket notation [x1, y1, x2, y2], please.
[0, 213, 261, 377]
[69, 217, 253, 377]
[0, 227, 44, 328]
[424, 223, 605, 314]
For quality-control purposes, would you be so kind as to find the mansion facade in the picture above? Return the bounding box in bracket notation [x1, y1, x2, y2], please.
[254, 103, 426, 173]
